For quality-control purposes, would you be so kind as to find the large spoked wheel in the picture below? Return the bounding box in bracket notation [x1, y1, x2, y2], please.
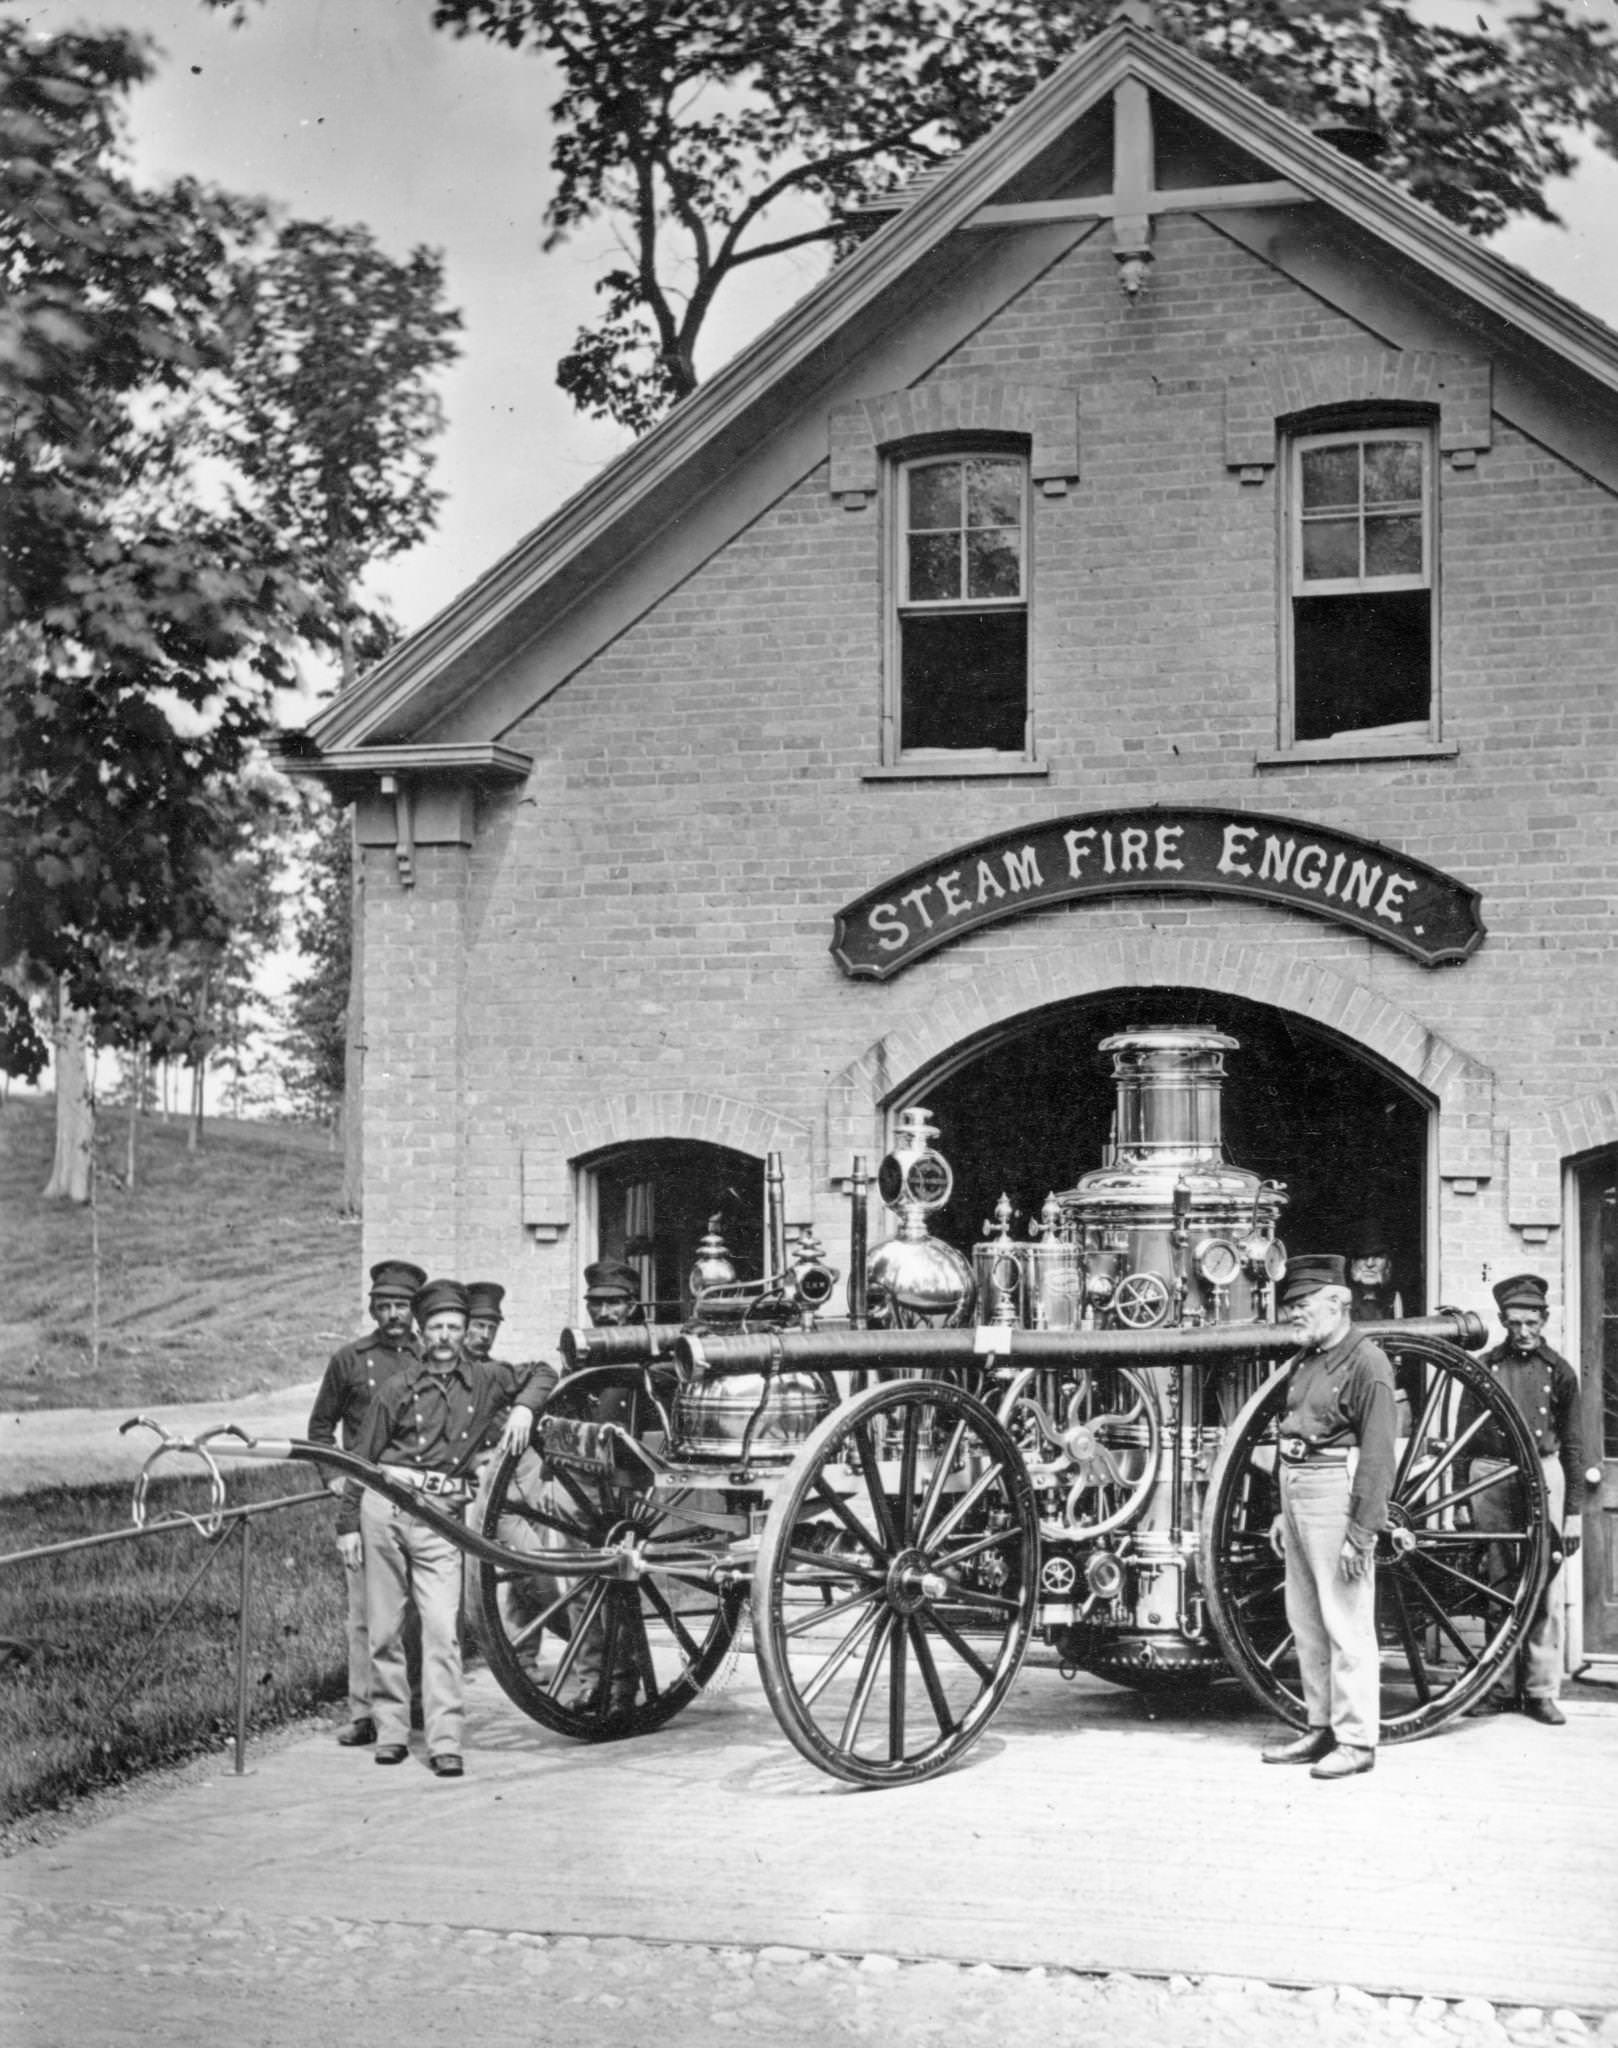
[753, 1376, 1038, 1787]
[996, 1363, 1161, 1539]
[477, 1370, 744, 1743]
[1202, 1335, 1551, 1742]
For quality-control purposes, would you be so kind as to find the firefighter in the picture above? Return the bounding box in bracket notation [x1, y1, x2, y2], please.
[338, 1279, 556, 1777]
[306, 1258, 425, 1748]
[1262, 1253, 1397, 1780]
[1465, 1272, 1585, 1724]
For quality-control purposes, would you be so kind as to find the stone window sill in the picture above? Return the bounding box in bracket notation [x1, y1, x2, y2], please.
[1254, 738, 1459, 769]
[863, 756, 1050, 782]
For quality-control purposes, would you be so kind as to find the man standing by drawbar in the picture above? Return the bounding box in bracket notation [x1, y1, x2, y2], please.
[306, 1258, 425, 1748]
[339, 1279, 558, 1778]
[1262, 1253, 1397, 1781]
[1465, 1273, 1585, 1724]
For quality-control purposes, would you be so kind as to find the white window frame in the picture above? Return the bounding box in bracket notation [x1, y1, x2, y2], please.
[882, 448, 1034, 768]
[1280, 423, 1440, 753]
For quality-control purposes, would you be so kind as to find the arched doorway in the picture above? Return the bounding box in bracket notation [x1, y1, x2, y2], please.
[901, 988, 1431, 1311]
[582, 1141, 764, 1322]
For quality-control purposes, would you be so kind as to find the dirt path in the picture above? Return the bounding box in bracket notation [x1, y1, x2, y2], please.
[0, 1383, 320, 1497]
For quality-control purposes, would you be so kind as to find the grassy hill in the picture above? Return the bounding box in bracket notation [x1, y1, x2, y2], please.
[0, 1098, 358, 1411]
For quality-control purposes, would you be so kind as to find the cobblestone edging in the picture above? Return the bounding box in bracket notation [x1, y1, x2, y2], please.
[5, 1896, 1617, 2048]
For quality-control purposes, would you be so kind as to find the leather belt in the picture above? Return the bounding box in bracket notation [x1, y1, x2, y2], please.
[381, 1463, 473, 1499]
[1278, 1438, 1352, 1465]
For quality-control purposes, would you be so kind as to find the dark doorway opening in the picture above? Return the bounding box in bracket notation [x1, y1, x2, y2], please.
[591, 1141, 764, 1323]
[906, 988, 1429, 1311]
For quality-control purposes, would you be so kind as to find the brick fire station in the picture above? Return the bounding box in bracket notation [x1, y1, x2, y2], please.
[279, 19, 1618, 1667]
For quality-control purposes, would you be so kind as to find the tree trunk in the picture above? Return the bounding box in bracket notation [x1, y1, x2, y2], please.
[42, 982, 94, 1203]
[188, 966, 210, 1151]
[125, 1046, 142, 1190]
[340, 817, 364, 1217]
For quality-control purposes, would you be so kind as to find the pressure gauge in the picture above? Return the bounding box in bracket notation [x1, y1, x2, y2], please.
[1194, 1238, 1241, 1288]
[1263, 1240, 1288, 1283]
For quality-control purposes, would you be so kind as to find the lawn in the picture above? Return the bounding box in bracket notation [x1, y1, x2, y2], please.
[0, 1097, 357, 1410]
[0, 1465, 347, 1827]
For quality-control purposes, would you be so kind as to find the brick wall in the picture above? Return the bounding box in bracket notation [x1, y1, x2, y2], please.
[361, 214, 1618, 1353]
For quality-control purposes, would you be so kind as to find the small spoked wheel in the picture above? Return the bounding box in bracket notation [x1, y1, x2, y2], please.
[997, 1363, 1161, 1539]
[753, 1377, 1038, 1786]
[1201, 1335, 1550, 1742]
[476, 1370, 743, 1743]
[1111, 1272, 1171, 1328]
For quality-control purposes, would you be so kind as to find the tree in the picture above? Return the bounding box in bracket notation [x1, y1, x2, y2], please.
[1, 23, 458, 1203]
[279, 793, 352, 1132]
[408, 0, 1618, 432]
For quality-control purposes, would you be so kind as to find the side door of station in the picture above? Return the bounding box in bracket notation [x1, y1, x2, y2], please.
[1577, 1148, 1618, 1661]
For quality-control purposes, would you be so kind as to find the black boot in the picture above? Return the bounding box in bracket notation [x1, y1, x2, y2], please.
[1262, 1726, 1335, 1765]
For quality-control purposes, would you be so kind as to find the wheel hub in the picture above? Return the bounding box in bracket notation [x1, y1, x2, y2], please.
[886, 1546, 947, 1614]
[1381, 1502, 1418, 1566]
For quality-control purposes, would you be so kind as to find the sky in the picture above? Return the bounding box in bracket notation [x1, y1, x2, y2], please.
[15, 0, 1618, 644]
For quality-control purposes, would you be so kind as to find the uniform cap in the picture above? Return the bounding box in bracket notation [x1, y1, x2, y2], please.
[583, 1259, 641, 1300]
[1277, 1253, 1348, 1305]
[464, 1281, 505, 1323]
[413, 1277, 470, 1322]
[1493, 1272, 1549, 1313]
[369, 1259, 427, 1301]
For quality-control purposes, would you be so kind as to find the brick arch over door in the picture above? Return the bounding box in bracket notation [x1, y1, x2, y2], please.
[825, 936, 1492, 1176]
[1508, 1083, 1618, 1232]
[521, 1092, 814, 1238]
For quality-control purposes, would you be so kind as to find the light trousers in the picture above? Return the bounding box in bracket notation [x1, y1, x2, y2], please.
[1281, 1463, 1380, 1750]
[360, 1489, 465, 1757]
[1471, 1454, 1566, 1700]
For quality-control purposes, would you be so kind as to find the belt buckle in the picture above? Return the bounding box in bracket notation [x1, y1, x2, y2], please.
[1279, 1436, 1306, 1464]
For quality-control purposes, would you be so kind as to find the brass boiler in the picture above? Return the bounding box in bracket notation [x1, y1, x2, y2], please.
[1034, 1028, 1287, 1683]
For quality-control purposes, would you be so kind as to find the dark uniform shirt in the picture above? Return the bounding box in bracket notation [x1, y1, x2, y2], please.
[337, 1350, 555, 1533]
[306, 1328, 421, 1448]
[1277, 1327, 1398, 1541]
[1461, 1339, 1584, 1515]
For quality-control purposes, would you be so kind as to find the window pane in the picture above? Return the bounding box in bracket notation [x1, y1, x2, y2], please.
[965, 459, 1022, 529]
[1300, 445, 1359, 512]
[1301, 517, 1359, 581]
[1364, 439, 1423, 507]
[1365, 513, 1422, 578]
[967, 526, 1022, 599]
[901, 610, 1027, 752]
[1293, 589, 1431, 740]
[908, 462, 961, 531]
[908, 531, 961, 601]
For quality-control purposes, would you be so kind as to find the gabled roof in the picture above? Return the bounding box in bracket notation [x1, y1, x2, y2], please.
[301, 16, 1618, 763]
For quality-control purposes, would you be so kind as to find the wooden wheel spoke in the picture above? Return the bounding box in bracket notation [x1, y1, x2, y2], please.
[926, 1462, 1002, 1551]
[798, 1598, 883, 1708]
[806, 1477, 884, 1559]
[914, 1414, 969, 1545]
[922, 1605, 996, 1684]
[1385, 1572, 1433, 1704]
[638, 1575, 705, 1667]
[1398, 1412, 1491, 1510]
[503, 1578, 594, 1653]
[1258, 1624, 1297, 1675]
[907, 1617, 957, 1738]
[895, 1402, 921, 1544]
[932, 1580, 1022, 1618]
[785, 1584, 884, 1639]
[887, 1613, 910, 1760]
[1393, 1369, 1449, 1494]
[1407, 1546, 1520, 1613]
[1400, 1561, 1482, 1668]
[851, 1422, 899, 1551]
[838, 1609, 899, 1752]
[780, 1544, 886, 1586]
[929, 1525, 1019, 1574]
[1403, 1466, 1524, 1521]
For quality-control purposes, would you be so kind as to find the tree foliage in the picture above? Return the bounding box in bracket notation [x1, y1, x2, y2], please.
[417, 0, 1618, 431]
[279, 794, 352, 1126]
[0, 23, 459, 1183]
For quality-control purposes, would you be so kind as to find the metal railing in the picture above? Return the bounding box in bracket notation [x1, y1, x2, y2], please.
[0, 1418, 331, 1775]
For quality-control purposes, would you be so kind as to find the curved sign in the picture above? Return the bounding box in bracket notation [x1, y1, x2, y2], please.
[831, 807, 1484, 980]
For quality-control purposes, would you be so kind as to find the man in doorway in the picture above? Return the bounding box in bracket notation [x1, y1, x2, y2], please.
[1262, 1253, 1397, 1781]
[306, 1257, 425, 1747]
[1466, 1273, 1585, 1724]
[1348, 1234, 1403, 1323]
[495, 1259, 644, 1715]
[339, 1278, 558, 1777]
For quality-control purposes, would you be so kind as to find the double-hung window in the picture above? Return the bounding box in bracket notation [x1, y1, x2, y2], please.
[890, 451, 1029, 760]
[1286, 426, 1435, 746]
